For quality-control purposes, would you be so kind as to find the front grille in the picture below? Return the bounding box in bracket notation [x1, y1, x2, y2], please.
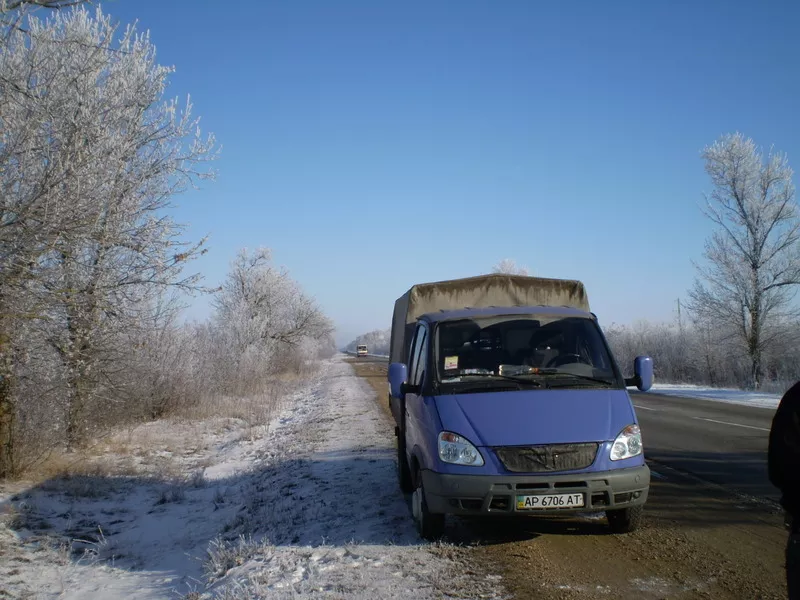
[493, 443, 599, 473]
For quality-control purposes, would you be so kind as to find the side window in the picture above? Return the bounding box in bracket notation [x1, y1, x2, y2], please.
[407, 325, 424, 381]
[412, 326, 429, 386]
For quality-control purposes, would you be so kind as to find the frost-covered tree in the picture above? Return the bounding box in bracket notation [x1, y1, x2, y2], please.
[211, 248, 334, 393]
[602, 314, 800, 393]
[1, 0, 92, 474]
[687, 133, 800, 389]
[0, 6, 217, 467]
[491, 258, 530, 276]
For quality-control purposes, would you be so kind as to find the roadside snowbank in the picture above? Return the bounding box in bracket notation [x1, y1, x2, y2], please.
[648, 383, 781, 409]
[0, 357, 504, 599]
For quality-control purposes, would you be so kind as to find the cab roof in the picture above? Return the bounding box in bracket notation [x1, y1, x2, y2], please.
[418, 305, 595, 324]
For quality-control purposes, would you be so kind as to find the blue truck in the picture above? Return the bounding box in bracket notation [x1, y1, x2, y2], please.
[387, 274, 654, 540]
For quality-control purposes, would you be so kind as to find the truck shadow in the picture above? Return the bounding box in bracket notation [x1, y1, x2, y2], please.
[446, 512, 610, 545]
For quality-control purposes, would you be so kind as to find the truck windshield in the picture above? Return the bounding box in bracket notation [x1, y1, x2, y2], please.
[435, 314, 621, 388]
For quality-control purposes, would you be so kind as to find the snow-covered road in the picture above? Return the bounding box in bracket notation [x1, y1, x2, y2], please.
[0, 357, 505, 599]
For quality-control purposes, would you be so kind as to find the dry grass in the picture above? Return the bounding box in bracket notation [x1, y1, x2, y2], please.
[203, 534, 273, 582]
[156, 481, 186, 505]
[10, 454, 142, 490]
[6, 360, 316, 485]
[172, 389, 283, 423]
[40, 474, 123, 499]
[72, 526, 125, 564]
[346, 359, 391, 419]
[1, 497, 35, 530]
[9, 381, 296, 485]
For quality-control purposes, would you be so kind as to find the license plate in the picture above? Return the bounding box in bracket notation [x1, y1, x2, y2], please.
[516, 493, 584, 510]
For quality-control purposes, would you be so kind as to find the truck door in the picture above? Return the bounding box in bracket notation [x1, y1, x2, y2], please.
[405, 322, 434, 463]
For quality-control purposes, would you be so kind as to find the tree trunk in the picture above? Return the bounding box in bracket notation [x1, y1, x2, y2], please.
[0, 328, 15, 478]
[751, 348, 762, 390]
[63, 315, 92, 450]
[0, 374, 14, 478]
[65, 370, 90, 450]
[705, 348, 716, 387]
[750, 287, 763, 390]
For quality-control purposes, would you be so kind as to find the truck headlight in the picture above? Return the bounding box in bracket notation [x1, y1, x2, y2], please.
[438, 431, 485, 466]
[610, 424, 643, 461]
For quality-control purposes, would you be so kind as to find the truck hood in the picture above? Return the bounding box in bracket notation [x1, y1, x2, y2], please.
[434, 389, 636, 447]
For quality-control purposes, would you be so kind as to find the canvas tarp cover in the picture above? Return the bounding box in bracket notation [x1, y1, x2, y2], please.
[389, 274, 590, 364]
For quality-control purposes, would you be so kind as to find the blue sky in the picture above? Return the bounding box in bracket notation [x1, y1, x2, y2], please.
[90, 0, 800, 346]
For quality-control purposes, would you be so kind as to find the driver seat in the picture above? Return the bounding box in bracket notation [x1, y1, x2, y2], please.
[522, 329, 563, 368]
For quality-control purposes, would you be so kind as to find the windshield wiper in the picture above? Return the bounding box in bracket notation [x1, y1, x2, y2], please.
[442, 373, 542, 387]
[536, 371, 615, 386]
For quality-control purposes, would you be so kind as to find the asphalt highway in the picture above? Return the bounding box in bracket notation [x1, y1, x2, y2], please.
[632, 390, 778, 503]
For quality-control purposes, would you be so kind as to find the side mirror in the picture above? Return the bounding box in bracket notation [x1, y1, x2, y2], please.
[388, 362, 408, 399]
[625, 355, 653, 391]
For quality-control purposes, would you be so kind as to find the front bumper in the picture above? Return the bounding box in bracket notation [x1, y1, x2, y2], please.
[421, 464, 650, 515]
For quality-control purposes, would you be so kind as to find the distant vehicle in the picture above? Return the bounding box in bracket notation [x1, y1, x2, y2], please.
[356, 345, 368, 357]
[387, 273, 653, 540]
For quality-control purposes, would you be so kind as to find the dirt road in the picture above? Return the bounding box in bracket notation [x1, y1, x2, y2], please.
[349, 358, 789, 599]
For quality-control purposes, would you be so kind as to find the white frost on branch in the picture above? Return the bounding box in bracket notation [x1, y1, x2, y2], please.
[210, 248, 335, 392]
[490, 258, 530, 276]
[0, 5, 220, 462]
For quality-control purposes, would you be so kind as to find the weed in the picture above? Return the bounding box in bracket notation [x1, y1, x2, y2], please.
[1, 500, 34, 531]
[202, 534, 272, 582]
[156, 482, 186, 505]
[72, 527, 123, 564]
[189, 469, 207, 488]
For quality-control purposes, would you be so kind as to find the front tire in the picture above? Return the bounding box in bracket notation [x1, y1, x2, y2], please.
[606, 505, 643, 533]
[411, 466, 445, 541]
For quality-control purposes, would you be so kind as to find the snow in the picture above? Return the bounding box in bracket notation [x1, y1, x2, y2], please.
[0, 357, 506, 599]
[647, 383, 782, 409]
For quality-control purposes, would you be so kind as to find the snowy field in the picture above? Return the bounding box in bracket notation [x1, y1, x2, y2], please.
[647, 383, 782, 409]
[0, 357, 505, 599]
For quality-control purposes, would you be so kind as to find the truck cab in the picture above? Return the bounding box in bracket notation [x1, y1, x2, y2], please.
[356, 344, 368, 357]
[388, 285, 653, 541]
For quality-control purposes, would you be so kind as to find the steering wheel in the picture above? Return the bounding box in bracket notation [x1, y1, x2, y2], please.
[546, 353, 588, 368]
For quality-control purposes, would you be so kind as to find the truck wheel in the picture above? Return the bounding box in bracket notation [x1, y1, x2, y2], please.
[606, 505, 643, 533]
[396, 423, 413, 493]
[411, 467, 445, 541]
